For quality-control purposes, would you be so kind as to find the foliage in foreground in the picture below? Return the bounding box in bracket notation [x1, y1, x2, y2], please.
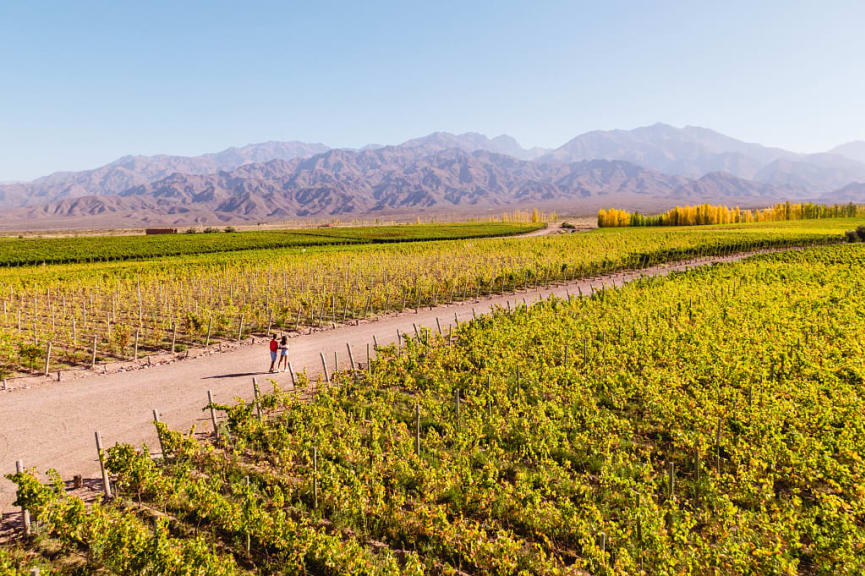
[7, 244, 865, 574]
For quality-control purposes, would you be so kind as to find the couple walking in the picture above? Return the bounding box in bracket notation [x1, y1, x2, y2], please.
[268, 334, 289, 373]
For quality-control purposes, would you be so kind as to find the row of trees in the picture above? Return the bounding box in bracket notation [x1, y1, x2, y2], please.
[598, 201, 865, 227]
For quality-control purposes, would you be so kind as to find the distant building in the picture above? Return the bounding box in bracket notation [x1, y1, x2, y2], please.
[145, 228, 177, 235]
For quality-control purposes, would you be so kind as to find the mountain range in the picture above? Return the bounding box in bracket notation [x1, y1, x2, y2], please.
[3, 124, 865, 229]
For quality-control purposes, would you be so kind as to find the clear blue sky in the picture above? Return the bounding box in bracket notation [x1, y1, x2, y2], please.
[1, 0, 864, 180]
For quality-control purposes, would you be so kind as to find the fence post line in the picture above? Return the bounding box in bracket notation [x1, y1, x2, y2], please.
[15, 460, 31, 537]
[95, 431, 112, 498]
[366, 342, 370, 370]
[170, 322, 178, 354]
[207, 390, 218, 434]
[133, 329, 140, 361]
[319, 352, 330, 383]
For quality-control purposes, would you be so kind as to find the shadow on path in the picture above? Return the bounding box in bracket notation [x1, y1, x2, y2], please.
[201, 372, 265, 379]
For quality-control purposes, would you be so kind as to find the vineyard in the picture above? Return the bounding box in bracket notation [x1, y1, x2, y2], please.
[0, 222, 541, 267]
[0, 219, 861, 379]
[5, 243, 864, 574]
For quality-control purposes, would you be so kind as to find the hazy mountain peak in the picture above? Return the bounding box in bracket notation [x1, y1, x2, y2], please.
[398, 131, 547, 160]
[542, 123, 801, 179]
[829, 141, 865, 164]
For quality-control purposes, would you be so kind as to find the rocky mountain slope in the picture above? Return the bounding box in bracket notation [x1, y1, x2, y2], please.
[10, 147, 805, 227]
[2, 125, 864, 228]
[0, 141, 328, 208]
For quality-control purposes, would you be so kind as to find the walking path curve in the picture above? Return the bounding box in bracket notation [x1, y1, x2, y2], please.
[0, 248, 785, 512]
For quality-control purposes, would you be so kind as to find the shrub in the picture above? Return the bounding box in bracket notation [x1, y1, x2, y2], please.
[203, 227, 220, 234]
[857, 225, 865, 241]
[845, 230, 860, 243]
[224, 226, 237, 233]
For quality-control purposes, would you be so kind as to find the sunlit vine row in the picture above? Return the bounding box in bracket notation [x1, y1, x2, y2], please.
[0, 219, 857, 377]
[10, 243, 863, 574]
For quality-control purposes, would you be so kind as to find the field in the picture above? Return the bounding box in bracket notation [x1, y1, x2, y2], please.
[0, 219, 858, 378]
[4, 242, 864, 574]
[0, 222, 541, 267]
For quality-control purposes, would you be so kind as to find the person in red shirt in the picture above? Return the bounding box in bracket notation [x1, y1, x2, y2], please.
[268, 334, 278, 373]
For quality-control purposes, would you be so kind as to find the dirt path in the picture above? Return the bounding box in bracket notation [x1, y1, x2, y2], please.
[0, 248, 782, 512]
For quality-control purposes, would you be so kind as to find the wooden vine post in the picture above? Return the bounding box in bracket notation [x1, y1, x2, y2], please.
[43, 342, 52, 376]
[320, 353, 330, 383]
[90, 334, 98, 369]
[205, 316, 213, 347]
[415, 403, 421, 456]
[313, 446, 319, 509]
[95, 431, 112, 498]
[252, 378, 263, 421]
[15, 460, 31, 537]
[455, 388, 462, 431]
[668, 461, 675, 500]
[207, 390, 218, 435]
[346, 342, 355, 370]
[152, 409, 166, 461]
[287, 362, 297, 390]
[716, 417, 723, 472]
